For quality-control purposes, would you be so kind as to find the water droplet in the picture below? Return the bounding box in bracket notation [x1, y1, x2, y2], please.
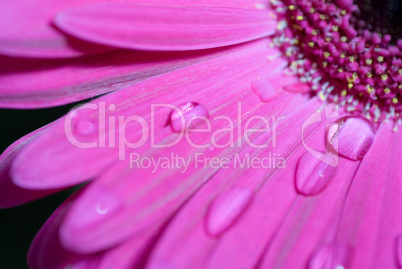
[308, 243, 351, 269]
[170, 102, 209, 133]
[66, 188, 121, 228]
[327, 116, 376, 161]
[252, 78, 276, 102]
[74, 118, 97, 136]
[205, 187, 253, 237]
[395, 236, 402, 268]
[283, 82, 311, 93]
[295, 152, 337, 196]
[96, 203, 109, 214]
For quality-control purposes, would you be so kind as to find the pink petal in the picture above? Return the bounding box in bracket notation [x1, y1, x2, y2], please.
[0, 0, 268, 58]
[27, 189, 101, 269]
[55, 3, 277, 51]
[96, 227, 161, 269]
[334, 122, 402, 269]
[0, 123, 60, 208]
[0, 0, 114, 58]
[0, 46, 240, 108]
[256, 111, 375, 268]
[28, 184, 165, 269]
[11, 39, 287, 189]
[259, 158, 359, 268]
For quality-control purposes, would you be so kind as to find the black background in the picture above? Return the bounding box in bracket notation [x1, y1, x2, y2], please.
[0, 104, 78, 269]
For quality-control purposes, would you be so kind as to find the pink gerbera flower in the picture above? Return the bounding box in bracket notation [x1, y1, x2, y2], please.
[1, 0, 402, 268]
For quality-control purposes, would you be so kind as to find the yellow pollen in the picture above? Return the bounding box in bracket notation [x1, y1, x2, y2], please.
[341, 90, 347, 96]
[352, 73, 358, 79]
[348, 83, 354, 89]
[399, 69, 402, 75]
[384, 88, 391, 94]
[325, 36, 332, 42]
[332, 25, 338, 31]
[318, 92, 325, 100]
[308, 42, 315, 48]
[367, 85, 374, 93]
[289, 5, 295, 10]
[341, 36, 347, 42]
[309, 8, 315, 13]
[366, 59, 373, 65]
[341, 10, 346, 15]
[340, 53, 345, 58]
[393, 98, 398, 104]
[312, 30, 317, 36]
[322, 61, 328, 68]
[367, 72, 373, 78]
[349, 56, 355, 62]
[382, 74, 388, 81]
[338, 68, 344, 73]
[378, 56, 384, 62]
[320, 14, 326, 20]
[296, 15, 304, 21]
[324, 52, 330, 58]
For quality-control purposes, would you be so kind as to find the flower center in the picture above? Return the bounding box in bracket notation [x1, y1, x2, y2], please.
[352, 0, 402, 42]
[271, 0, 402, 123]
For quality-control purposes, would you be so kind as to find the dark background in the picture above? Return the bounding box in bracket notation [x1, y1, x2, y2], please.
[0, 104, 77, 269]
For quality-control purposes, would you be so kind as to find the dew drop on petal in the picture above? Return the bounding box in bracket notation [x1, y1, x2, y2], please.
[170, 102, 209, 133]
[73, 118, 98, 136]
[283, 82, 311, 93]
[327, 116, 376, 161]
[68, 188, 121, 228]
[308, 243, 351, 269]
[205, 187, 253, 237]
[96, 203, 109, 214]
[295, 152, 337, 196]
[252, 78, 276, 102]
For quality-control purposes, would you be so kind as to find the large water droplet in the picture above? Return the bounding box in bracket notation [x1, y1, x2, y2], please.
[252, 78, 276, 102]
[327, 116, 376, 161]
[170, 102, 209, 133]
[295, 152, 337, 196]
[308, 243, 351, 269]
[205, 187, 253, 237]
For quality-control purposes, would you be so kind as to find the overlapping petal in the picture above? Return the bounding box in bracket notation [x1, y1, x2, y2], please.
[0, 0, 270, 58]
[55, 3, 277, 51]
